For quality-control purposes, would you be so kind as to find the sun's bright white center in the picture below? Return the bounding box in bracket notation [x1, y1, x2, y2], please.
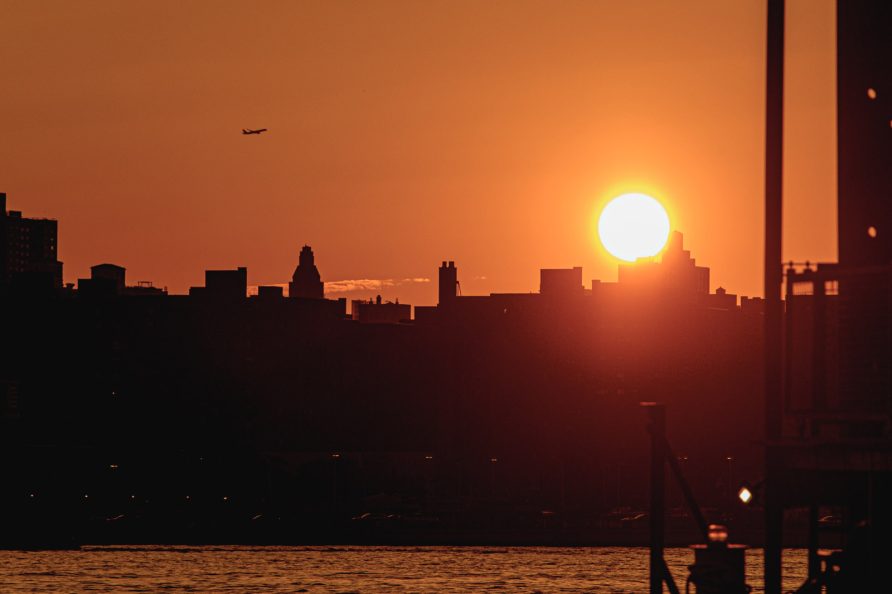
[598, 193, 671, 262]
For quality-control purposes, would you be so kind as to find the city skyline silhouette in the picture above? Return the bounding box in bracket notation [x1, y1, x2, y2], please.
[0, 0, 840, 302]
[1, 1, 890, 592]
[2, 193, 767, 550]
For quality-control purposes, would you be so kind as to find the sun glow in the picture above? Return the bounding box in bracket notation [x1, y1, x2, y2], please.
[597, 193, 671, 262]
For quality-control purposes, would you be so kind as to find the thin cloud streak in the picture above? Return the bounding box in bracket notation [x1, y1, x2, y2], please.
[248, 278, 431, 297]
[324, 278, 430, 294]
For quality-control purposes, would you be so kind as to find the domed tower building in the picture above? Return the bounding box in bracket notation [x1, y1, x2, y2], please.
[289, 245, 324, 299]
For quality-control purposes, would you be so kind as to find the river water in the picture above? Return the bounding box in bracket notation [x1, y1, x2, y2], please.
[1, 545, 807, 592]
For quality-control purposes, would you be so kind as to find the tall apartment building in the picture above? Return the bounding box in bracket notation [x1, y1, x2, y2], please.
[1, 192, 63, 290]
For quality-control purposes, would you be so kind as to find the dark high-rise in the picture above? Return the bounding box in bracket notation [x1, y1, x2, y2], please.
[438, 261, 457, 305]
[0, 192, 63, 291]
[837, 1, 891, 267]
[290, 245, 324, 299]
[539, 266, 583, 297]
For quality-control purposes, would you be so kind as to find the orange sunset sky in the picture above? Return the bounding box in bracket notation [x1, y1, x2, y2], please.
[1, 0, 837, 304]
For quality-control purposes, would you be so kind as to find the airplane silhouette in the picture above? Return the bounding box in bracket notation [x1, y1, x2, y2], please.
[242, 128, 268, 135]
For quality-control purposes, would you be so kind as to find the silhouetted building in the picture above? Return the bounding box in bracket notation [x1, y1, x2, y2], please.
[123, 281, 165, 296]
[190, 266, 247, 299]
[78, 264, 166, 298]
[91, 263, 126, 289]
[740, 296, 764, 316]
[833, 0, 892, 437]
[78, 263, 126, 297]
[290, 245, 324, 299]
[257, 285, 284, 299]
[1, 380, 20, 422]
[618, 231, 709, 295]
[413, 304, 438, 323]
[707, 286, 737, 310]
[438, 261, 457, 305]
[352, 295, 411, 324]
[540, 266, 583, 297]
[1, 192, 63, 291]
[0, 234, 765, 547]
[78, 264, 165, 298]
[837, 1, 892, 268]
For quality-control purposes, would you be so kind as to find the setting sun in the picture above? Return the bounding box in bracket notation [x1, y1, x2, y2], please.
[598, 193, 671, 262]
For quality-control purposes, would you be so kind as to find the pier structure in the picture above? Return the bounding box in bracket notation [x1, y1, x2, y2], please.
[762, 1, 892, 591]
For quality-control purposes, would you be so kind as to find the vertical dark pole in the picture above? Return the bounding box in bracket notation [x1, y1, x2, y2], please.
[764, 0, 785, 592]
[765, 0, 785, 449]
[765, 499, 784, 592]
[808, 504, 820, 578]
[0, 193, 7, 291]
[812, 279, 827, 414]
[331, 454, 339, 514]
[784, 268, 794, 418]
[644, 402, 666, 594]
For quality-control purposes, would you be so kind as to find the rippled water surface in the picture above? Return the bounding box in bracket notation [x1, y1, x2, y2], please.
[1, 545, 807, 593]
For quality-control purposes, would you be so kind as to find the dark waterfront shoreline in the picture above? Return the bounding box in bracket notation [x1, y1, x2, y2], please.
[6, 523, 812, 551]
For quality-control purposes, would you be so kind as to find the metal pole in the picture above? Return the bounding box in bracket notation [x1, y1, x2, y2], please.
[643, 402, 666, 594]
[812, 279, 827, 414]
[764, 0, 786, 591]
[764, 0, 785, 447]
[808, 504, 820, 578]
